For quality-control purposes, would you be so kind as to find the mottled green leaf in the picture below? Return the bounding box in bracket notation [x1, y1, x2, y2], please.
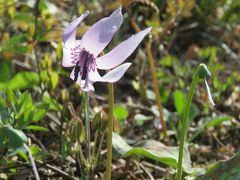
[112, 133, 193, 173]
[201, 152, 240, 180]
[0, 126, 27, 149]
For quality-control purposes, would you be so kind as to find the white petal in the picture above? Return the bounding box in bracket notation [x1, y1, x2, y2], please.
[102, 63, 131, 82]
[205, 79, 215, 106]
[62, 40, 82, 67]
[88, 63, 131, 83]
[62, 11, 89, 48]
[81, 7, 123, 56]
[96, 27, 152, 70]
[70, 67, 95, 91]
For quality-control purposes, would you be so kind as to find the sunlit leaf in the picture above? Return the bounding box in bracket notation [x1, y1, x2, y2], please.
[114, 105, 129, 122]
[24, 125, 49, 132]
[0, 71, 39, 91]
[32, 102, 49, 122]
[17, 92, 32, 115]
[113, 133, 193, 173]
[50, 71, 59, 89]
[43, 95, 62, 111]
[173, 90, 186, 115]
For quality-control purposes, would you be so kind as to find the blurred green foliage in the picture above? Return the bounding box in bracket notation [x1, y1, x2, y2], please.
[0, 0, 239, 179]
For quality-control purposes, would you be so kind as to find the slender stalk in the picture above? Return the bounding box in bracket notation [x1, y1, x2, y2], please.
[79, 146, 87, 168]
[129, 18, 168, 142]
[24, 144, 40, 180]
[106, 83, 114, 180]
[144, 42, 168, 142]
[84, 92, 90, 159]
[92, 130, 99, 160]
[176, 65, 202, 180]
[84, 91, 90, 179]
[94, 131, 105, 169]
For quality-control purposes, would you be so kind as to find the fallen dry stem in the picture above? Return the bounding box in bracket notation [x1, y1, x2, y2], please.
[129, 18, 168, 142]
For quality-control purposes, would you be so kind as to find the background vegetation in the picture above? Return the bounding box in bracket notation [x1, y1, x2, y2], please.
[0, 0, 239, 179]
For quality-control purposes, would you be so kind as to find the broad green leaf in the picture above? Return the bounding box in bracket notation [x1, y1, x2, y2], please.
[6, 90, 16, 105]
[18, 150, 28, 161]
[32, 102, 49, 122]
[1, 46, 29, 54]
[43, 95, 62, 111]
[24, 125, 48, 132]
[173, 90, 186, 115]
[112, 133, 193, 173]
[17, 92, 32, 115]
[0, 71, 39, 91]
[113, 105, 129, 122]
[0, 126, 27, 149]
[5, 34, 28, 46]
[50, 71, 59, 89]
[201, 152, 240, 180]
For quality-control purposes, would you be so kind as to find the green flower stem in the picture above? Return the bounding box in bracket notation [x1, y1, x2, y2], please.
[106, 83, 114, 180]
[79, 146, 87, 169]
[94, 131, 106, 169]
[84, 91, 90, 179]
[176, 64, 203, 180]
[92, 130, 99, 161]
[84, 92, 90, 159]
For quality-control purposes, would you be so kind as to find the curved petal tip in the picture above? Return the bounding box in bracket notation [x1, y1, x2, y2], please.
[62, 11, 89, 47]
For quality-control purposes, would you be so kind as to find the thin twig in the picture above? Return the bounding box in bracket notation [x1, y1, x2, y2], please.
[24, 144, 40, 180]
[139, 162, 155, 180]
[36, 160, 77, 180]
[141, 161, 167, 173]
[129, 17, 169, 143]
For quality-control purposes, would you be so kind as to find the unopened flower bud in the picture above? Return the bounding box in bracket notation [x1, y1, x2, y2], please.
[198, 63, 211, 79]
[93, 111, 108, 132]
[68, 117, 85, 144]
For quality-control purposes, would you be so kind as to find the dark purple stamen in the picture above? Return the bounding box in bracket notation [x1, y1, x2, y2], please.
[74, 61, 80, 82]
[73, 50, 95, 82]
[80, 50, 89, 81]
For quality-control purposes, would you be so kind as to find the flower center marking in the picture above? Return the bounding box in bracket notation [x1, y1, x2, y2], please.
[73, 49, 96, 82]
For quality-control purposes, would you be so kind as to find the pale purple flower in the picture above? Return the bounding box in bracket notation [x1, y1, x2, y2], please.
[62, 7, 151, 91]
